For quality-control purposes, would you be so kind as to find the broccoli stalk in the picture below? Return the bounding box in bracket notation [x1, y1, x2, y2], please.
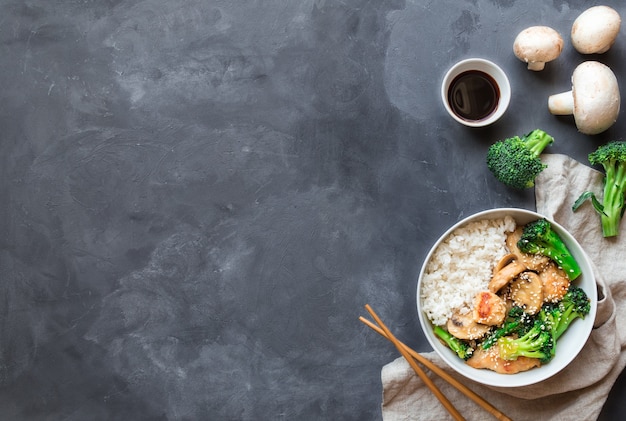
[539, 304, 561, 357]
[497, 320, 554, 364]
[573, 141, 626, 237]
[537, 285, 590, 358]
[517, 218, 582, 281]
[486, 129, 555, 189]
[549, 285, 591, 341]
[433, 326, 474, 361]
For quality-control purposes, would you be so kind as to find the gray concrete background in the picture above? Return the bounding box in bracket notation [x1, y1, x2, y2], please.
[0, 0, 624, 419]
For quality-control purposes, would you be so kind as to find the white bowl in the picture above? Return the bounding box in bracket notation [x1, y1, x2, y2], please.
[416, 208, 596, 387]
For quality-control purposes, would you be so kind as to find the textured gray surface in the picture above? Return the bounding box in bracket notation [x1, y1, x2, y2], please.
[0, 0, 624, 419]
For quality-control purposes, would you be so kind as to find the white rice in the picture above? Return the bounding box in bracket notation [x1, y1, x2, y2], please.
[421, 216, 516, 327]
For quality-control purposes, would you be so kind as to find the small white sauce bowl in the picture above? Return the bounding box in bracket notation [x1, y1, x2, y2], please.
[441, 58, 511, 127]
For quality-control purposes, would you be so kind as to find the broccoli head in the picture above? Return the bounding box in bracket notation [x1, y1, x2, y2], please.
[497, 320, 554, 364]
[573, 141, 626, 237]
[486, 129, 554, 189]
[433, 325, 474, 361]
[517, 218, 582, 280]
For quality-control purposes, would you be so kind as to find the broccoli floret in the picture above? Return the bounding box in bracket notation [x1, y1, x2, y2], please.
[433, 326, 474, 361]
[573, 141, 626, 237]
[497, 320, 554, 364]
[517, 218, 582, 281]
[486, 129, 554, 189]
[488, 286, 589, 363]
[482, 306, 534, 350]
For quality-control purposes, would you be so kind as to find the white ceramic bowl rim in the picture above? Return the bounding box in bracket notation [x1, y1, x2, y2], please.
[416, 208, 597, 388]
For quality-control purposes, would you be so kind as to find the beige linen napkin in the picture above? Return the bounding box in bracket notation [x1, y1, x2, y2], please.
[381, 154, 626, 420]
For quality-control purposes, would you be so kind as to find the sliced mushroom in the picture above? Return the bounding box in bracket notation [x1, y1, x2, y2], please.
[513, 26, 564, 71]
[472, 291, 507, 326]
[509, 271, 544, 315]
[493, 253, 517, 275]
[539, 262, 571, 303]
[447, 309, 491, 340]
[572, 6, 621, 54]
[488, 260, 526, 293]
[548, 61, 620, 135]
[506, 228, 550, 272]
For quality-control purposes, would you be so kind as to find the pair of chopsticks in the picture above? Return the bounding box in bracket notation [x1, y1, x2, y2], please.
[359, 304, 512, 421]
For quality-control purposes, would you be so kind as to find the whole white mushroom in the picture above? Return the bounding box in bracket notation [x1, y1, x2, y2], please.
[548, 61, 620, 135]
[513, 26, 564, 71]
[571, 6, 621, 54]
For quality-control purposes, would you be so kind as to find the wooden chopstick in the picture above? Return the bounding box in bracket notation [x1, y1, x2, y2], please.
[360, 305, 512, 421]
[364, 304, 466, 421]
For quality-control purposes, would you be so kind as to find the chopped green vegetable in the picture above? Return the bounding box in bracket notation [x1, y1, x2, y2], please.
[482, 306, 534, 350]
[517, 218, 581, 280]
[486, 129, 554, 189]
[498, 319, 554, 364]
[433, 325, 474, 361]
[573, 141, 626, 237]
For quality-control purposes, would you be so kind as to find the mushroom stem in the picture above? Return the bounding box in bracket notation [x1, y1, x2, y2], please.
[527, 61, 546, 71]
[548, 91, 574, 115]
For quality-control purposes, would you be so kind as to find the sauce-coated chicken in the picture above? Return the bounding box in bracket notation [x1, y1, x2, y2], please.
[467, 343, 542, 374]
[539, 262, 571, 303]
[473, 291, 507, 326]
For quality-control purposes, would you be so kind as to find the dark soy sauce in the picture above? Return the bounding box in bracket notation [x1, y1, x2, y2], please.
[447, 70, 499, 121]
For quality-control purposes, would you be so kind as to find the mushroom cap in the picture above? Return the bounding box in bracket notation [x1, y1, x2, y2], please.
[571, 6, 621, 54]
[572, 61, 620, 135]
[513, 26, 563, 70]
